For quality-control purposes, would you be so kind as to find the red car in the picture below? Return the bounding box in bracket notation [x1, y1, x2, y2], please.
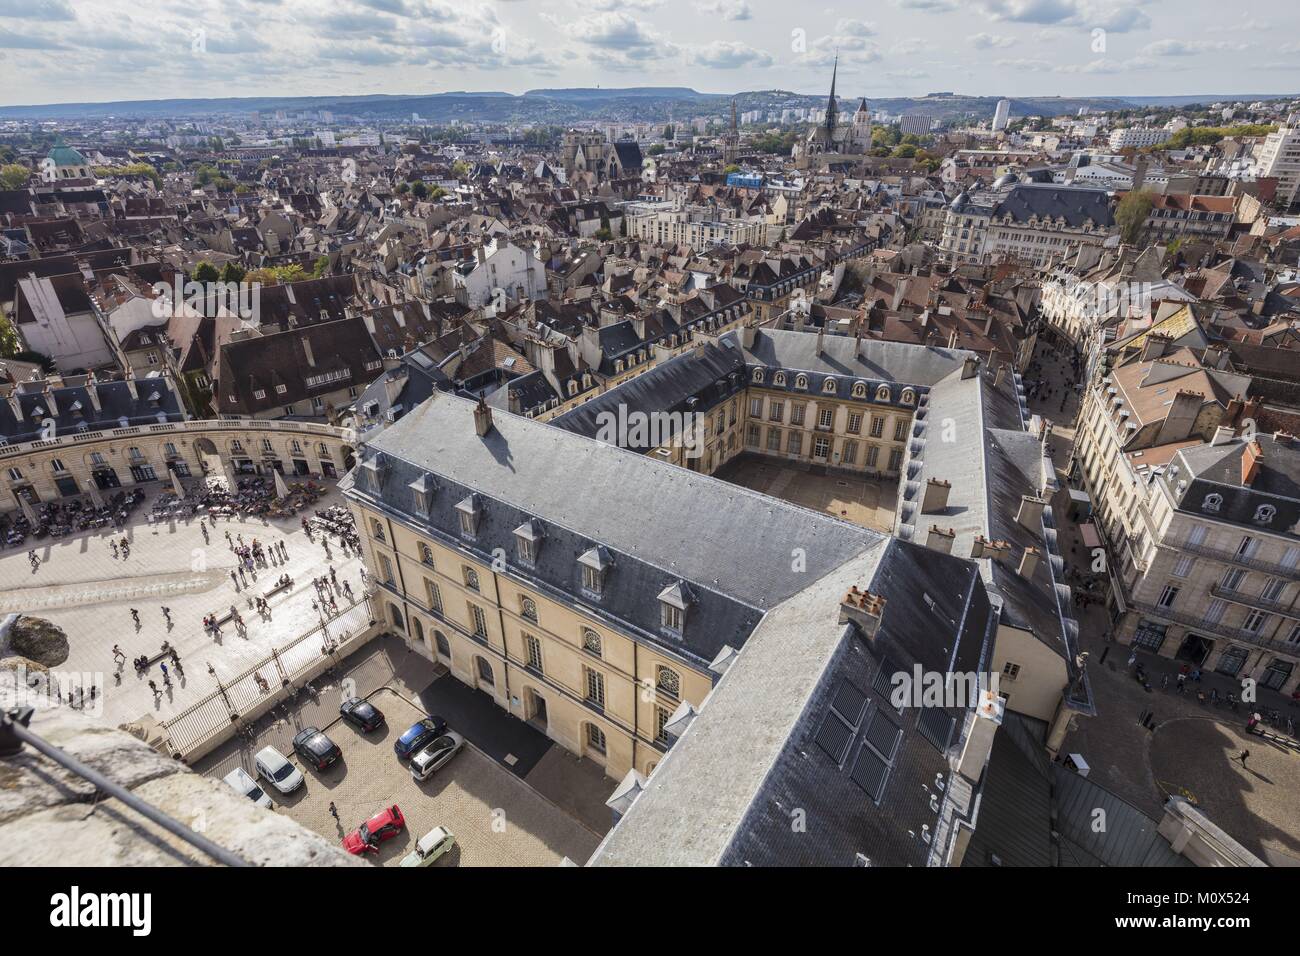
[342, 805, 406, 855]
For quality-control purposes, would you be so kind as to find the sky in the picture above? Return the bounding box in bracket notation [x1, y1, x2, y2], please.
[0, 0, 1297, 106]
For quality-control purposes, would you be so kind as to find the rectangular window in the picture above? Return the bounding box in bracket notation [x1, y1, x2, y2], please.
[866, 445, 879, 468]
[1157, 584, 1179, 609]
[470, 604, 487, 637]
[749, 397, 762, 417]
[790, 403, 805, 426]
[893, 420, 907, 442]
[587, 723, 607, 754]
[746, 423, 760, 446]
[887, 448, 903, 471]
[1002, 661, 1021, 680]
[766, 428, 782, 452]
[768, 401, 784, 423]
[1171, 555, 1194, 578]
[378, 554, 394, 586]
[585, 667, 605, 710]
[524, 634, 543, 671]
[1243, 610, 1269, 633]
[869, 416, 884, 438]
[424, 579, 442, 614]
[786, 431, 802, 455]
[847, 412, 862, 434]
[842, 440, 858, 465]
[813, 436, 831, 459]
[655, 706, 672, 743]
[818, 408, 834, 429]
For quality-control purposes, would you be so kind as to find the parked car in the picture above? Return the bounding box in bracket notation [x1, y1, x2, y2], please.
[409, 732, 465, 781]
[292, 727, 342, 771]
[342, 805, 406, 855]
[254, 747, 304, 795]
[339, 696, 386, 732]
[394, 717, 449, 759]
[223, 767, 273, 809]
[400, 826, 456, 867]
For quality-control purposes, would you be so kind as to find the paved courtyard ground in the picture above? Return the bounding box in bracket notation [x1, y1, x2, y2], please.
[714, 453, 899, 534]
[0, 481, 362, 728]
[194, 634, 611, 866]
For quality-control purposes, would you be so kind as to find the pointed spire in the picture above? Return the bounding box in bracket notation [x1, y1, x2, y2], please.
[825, 54, 839, 134]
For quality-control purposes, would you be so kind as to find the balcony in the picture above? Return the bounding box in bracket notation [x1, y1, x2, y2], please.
[1209, 585, 1300, 622]
[1172, 539, 1298, 577]
[1131, 600, 1299, 655]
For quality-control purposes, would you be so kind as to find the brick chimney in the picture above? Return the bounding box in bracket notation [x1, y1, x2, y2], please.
[1016, 495, 1046, 530]
[922, 478, 951, 514]
[1242, 440, 1263, 487]
[839, 587, 886, 641]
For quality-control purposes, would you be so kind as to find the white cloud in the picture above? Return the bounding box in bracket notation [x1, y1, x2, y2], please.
[696, 0, 752, 20]
[969, 32, 1015, 49]
[689, 40, 771, 68]
[1140, 39, 1250, 57]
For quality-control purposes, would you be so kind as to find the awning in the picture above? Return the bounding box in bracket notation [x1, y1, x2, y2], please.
[1079, 521, 1101, 550]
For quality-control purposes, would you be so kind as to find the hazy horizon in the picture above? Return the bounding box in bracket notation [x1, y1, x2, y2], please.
[0, 0, 1296, 108]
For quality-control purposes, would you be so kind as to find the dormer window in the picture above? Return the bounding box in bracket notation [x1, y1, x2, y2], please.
[822, 378, 837, 394]
[795, 374, 808, 390]
[1202, 493, 1222, 514]
[360, 453, 386, 492]
[408, 473, 436, 513]
[901, 388, 916, 405]
[578, 545, 613, 596]
[1254, 504, 1276, 525]
[876, 384, 891, 402]
[773, 372, 786, 386]
[658, 580, 694, 635]
[752, 368, 764, 384]
[456, 493, 482, 537]
[852, 381, 868, 399]
[514, 519, 543, 565]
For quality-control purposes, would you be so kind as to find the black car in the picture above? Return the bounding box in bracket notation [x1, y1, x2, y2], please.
[340, 696, 386, 732]
[292, 727, 342, 771]
[394, 717, 449, 759]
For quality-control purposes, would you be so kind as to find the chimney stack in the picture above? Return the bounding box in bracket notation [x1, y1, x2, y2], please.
[839, 587, 887, 641]
[1210, 425, 1235, 447]
[1018, 546, 1041, 579]
[1242, 440, 1263, 487]
[926, 525, 956, 554]
[994, 363, 1006, 387]
[1016, 494, 1046, 530]
[473, 394, 494, 437]
[921, 478, 951, 514]
[961, 354, 980, 379]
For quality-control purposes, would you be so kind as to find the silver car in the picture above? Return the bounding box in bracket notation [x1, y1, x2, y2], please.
[223, 767, 274, 809]
[254, 746, 305, 795]
[410, 732, 465, 781]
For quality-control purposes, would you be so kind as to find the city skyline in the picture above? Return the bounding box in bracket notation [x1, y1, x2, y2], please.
[0, 0, 1298, 107]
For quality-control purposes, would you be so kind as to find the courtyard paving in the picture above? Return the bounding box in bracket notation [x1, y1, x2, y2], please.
[714, 453, 899, 533]
[0, 481, 362, 729]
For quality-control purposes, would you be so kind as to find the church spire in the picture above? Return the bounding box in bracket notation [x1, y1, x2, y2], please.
[824, 54, 839, 133]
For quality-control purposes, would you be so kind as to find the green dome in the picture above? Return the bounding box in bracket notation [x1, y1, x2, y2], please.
[47, 143, 86, 167]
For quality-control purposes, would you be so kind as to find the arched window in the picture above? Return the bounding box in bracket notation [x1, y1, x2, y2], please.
[876, 384, 891, 402]
[901, 388, 916, 405]
[412, 617, 425, 645]
[475, 656, 495, 687]
[1254, 504, 1276, 524]
[1202, 493, 1222, 513]
[852, 381, 868, 399]
[389, 604, 404, 631]
[822, 378, 837, 394]
[751, 369, 764, 383]
[795, 374, 808, 390]
[521, 596, 538, 622]
[773, 371, 786, 386]
[434, 630, 450, 658]
[585, 723, 607, 756]
[582, 628, 602, 657]
[656, 665, 681, 699]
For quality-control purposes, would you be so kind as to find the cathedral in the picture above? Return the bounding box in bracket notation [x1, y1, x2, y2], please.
[793, 57, 873, 167]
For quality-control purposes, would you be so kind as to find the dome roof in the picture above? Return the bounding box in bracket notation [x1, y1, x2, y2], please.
[950, 190, 970, 210]
[993, 172, 1019, 189]
[47, 142, 87, 167]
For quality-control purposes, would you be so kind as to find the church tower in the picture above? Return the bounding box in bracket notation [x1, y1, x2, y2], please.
[823, 55, 840, 137]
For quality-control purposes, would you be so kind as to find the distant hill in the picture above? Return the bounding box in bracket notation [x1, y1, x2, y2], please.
[1, 87, 1294, 123]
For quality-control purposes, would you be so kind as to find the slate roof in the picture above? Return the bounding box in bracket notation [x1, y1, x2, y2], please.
[1163, 434, 1300, 537]
[348, 391, 885, 667]
[994, 183, 1113, 229]
[0, 375, 186, 445]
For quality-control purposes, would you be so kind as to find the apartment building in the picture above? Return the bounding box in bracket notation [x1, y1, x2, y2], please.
[1073, 355, 1300, 694]
[939, 181, 1114, 268]
[1256, 125, 1300, 210]
[624, 197, 768, 251]
[1108, 127, 1173, 150]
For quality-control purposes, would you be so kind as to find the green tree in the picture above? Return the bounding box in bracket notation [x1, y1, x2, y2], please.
[218, 262, 246, 283]
[412, 181, 429, 199]
[1116, 190, 1156, 245]
[312, 256, 329, 278]
[192, 261, 220, 283]
[0, 163, 30, 189]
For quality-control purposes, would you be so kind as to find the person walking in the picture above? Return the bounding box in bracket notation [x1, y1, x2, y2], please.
[328, 802, 340, 822]
[160, 606, 172, 624]
[112, 644, 125, 665]
[148, 680, 159, 698]
[1238, 749, 1250, 768]
[130, 608, 140, 626]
